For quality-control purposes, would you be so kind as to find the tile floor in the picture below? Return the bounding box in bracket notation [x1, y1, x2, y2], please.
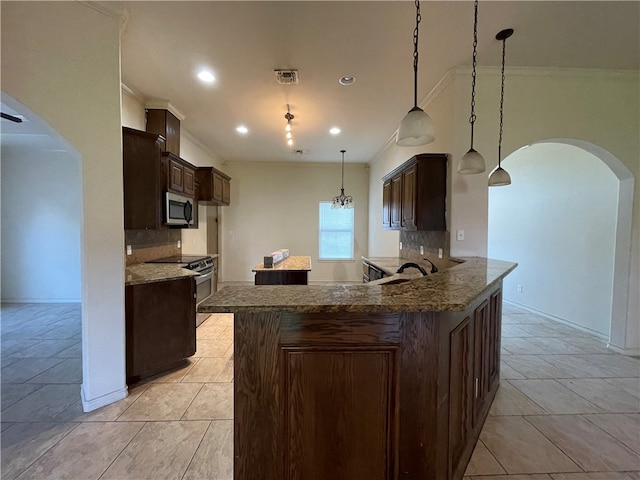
[1, 302, 638, 479]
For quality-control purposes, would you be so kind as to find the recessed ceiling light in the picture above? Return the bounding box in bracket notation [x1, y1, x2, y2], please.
[329, 127, 341, 135]
[236, 125, 248, 134]
[197, 70, 215, 83]
[338, 75, 356, 86]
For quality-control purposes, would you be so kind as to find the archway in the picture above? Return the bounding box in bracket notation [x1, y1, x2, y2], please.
[488, 139, 634, 350]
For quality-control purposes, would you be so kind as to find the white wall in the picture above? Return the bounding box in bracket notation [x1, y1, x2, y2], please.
[1, 2, 127, 411]
[221, 161, 369, 282]
[488, 143, 618, 336]
[1, 147, 82, 302]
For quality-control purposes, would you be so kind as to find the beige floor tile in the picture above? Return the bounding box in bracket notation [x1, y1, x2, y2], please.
[551, 474, 637, 479]
[1, 358, 66, 384]
[1, 384, 80, 422]
[578, 355, 640, 378]
[9, 340, 78, 358]
[27, 358, 82, 384]
[0, 422, 78, 479]
[182, 420, 233, 480]
[1, 384, 44, 411]
[101, 421, 210, 480]
[54, 383, 151, 422]
[181, 357, 234, 383]
[501, 362, 527, 380]
[467, 476, 552, 480]
[480, 416, 581, 474]
[583, 414, 640, 454]
[537, 355, 617, 378]
[51, 341, 82, 358]
[560, 335, 613, 354]
[604, 378, 640, 399]
[626, 473, 640, 479]
[193, 338, 233, 358]
[526, 415, 639, 471]
[147, 358, 200, 383]
[183, 383, 233, 420]
[502, 325, 534, 337]
[15, 422, 143, 480]
[504, 355, 574, 379]
[196, 324, 227, 340]
[509, 379, 602, 414]
[490, 381, 547, 416]
[557, 379, 640, 413]
[464, 439, 506, 475]
[117, 383, 203, 421]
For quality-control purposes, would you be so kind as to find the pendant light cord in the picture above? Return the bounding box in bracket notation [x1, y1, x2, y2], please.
[469, 0, 479, 147]
[340, 149, 346, 191]
[498, 35, 507, 168]
[412, 0, 421, 108]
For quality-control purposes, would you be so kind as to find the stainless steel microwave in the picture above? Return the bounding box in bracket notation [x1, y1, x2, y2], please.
[164, 192, 194, 226]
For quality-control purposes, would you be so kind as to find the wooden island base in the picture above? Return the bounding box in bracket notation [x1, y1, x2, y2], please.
[234, 284, 503, 480]
[252, 255, 312, 285]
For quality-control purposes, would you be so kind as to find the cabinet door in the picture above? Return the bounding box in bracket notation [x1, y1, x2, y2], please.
[488, 290, 502, 393]
[390, 173, 402, 229]
[473, 299, 489, 427]
[169, 158, 184, 193]
[183, 165, 195, 196]
[222, 177, 231, 205]
[449, 316, 473, 480]
[382, 179, 391, 229]
[213, 172, 224, 202]
[401, 163, 417, 229]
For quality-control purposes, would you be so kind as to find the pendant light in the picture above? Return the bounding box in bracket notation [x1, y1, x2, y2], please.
[457, 0, 486, 174]
[488, 28, 514, 187]
[396, 0, 435, 147]
[331, 150, 354, 209]
[284, 104, 294, 146]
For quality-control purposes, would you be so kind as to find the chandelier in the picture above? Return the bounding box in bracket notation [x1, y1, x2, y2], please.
[331, 150, 354, 209]
[284, 104, 294, 146]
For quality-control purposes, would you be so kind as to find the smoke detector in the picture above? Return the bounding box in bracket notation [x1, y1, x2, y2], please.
[274, 69, 300, 85]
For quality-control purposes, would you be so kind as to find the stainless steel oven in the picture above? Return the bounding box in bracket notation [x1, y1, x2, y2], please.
[146, 255, 215, 326]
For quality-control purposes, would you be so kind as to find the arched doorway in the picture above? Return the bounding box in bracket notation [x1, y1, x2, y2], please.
[488, 139, 634, 350]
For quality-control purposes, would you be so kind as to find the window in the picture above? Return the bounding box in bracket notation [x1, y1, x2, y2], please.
[318, 202, 354, 260]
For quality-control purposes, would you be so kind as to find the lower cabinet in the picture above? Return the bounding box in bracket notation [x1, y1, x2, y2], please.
[125, 276, 196, 383]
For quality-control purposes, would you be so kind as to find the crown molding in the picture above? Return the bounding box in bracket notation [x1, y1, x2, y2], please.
[144, 99, 186, 121]
[453, 65, 639, 79]
[120, 83, 145, 103]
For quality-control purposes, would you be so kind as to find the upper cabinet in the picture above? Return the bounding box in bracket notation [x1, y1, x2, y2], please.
[146, 108, 181, 156]
[123, 127, 199, 230]
[382, 153, 447, 231]
[196, 167, 231, 206]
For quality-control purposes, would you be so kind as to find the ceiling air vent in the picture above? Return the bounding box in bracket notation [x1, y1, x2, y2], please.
[274, 69, 300, 85]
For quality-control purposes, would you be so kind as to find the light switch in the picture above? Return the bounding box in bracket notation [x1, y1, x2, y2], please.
[456, 229, 465, 241]
[438, 248, 443, 259]
[126, 245, 132, 255]
[420, 246, 424, 255]
[399, 241, 403, 250]
[177, 240, 181, 248]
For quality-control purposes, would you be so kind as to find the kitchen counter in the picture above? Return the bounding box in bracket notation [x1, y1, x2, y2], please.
[125, 263, 199, 286]
[210, 256, 516, 480]
[251, 255, 312, 285]
[251, 255, 311, 272]
[199, 256, 516, 313]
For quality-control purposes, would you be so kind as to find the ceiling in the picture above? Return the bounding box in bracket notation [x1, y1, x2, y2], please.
[2, 1, 639, 163]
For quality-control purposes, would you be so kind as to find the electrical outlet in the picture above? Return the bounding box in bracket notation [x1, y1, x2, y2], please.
[517, 284, 523, 293]
[399, 241, 403, 250]
[177, 240, 181, 248]
[126, 245, 132, 255]
[456, 229, 465, 241]
[438, 248, 443, 259]
[420, 246, 424, 255]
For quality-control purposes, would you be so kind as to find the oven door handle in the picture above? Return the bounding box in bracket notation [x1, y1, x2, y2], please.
[195, 270, 213, 284]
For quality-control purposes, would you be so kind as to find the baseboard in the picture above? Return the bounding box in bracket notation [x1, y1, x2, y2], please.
[503, 299, 609, 341]
[606, 343, 640, 357]
[81, 384, 128, 412]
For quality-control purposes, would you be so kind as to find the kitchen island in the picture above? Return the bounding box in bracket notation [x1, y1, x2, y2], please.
[252, 255, 312, 285]
[199, 257, 516, 480]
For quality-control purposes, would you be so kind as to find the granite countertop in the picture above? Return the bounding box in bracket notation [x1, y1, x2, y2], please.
[200, 257, 517, 314]
[252, 255, 312, 272]
[125, 263, 199, 286]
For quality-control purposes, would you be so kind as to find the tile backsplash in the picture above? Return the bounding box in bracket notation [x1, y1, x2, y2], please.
[125, 229, 181, 265]
[400, 230, 457, 270]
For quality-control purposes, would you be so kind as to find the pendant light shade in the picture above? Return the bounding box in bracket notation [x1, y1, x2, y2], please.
[488, 28, 513, 187]
[488, 166, 511, 186]
[332, 150, 354, 209]
[457, 0, 485, 175]
[396, 0, 435, 147]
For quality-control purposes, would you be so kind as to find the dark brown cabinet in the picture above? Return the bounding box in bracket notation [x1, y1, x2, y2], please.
[195, 166, 231, 206]
[146, 108, 181, 156]
[123, 127, 199, 230]
[125, 276, 196, 383]
[382, 154, 447, 231]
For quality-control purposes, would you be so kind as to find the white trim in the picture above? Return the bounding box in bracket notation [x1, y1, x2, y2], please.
[121, 83, 145, 103]
[81, 384, 128, 412]
[503, 299, 609, 341]
[454, 65, 639, 80]
[606, 344, 640, 357]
